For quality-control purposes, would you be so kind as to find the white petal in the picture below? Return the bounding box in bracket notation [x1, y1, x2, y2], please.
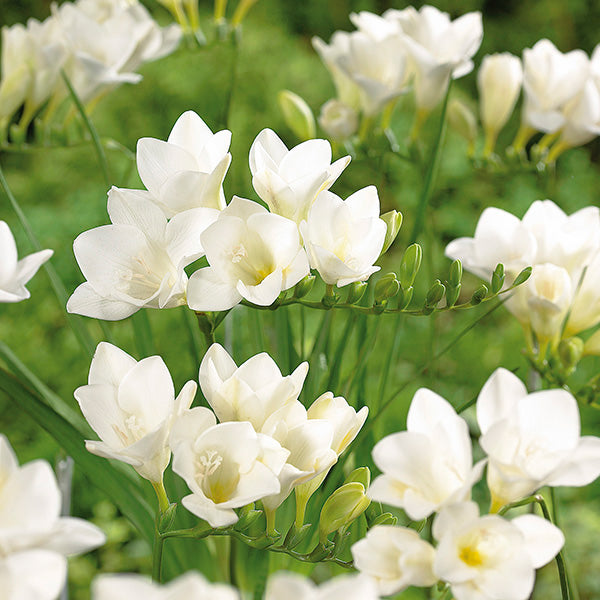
[187, 267, 242, 311]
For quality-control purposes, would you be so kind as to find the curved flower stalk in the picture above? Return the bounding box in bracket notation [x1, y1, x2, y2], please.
[0, 435, 105, 600]
[93, 571, 239, 600]
[477, 53, 523, 156]
[199, 343, 308, 430]
[74, 342, 197, 483]
[265, 572, 380, 600]
[136, 111, 232, 217]
[432, 502, 564, 600]
[477, 368, 600, 510]
[249, 129, 351, 224]
[68, 187, 218, 320]
[0, 220, 53, 302]
[171, 410, 289, 527]
[446, 199, 600, 346]
[300, 186, 387, 287]
[368, 388, 485, 520]
[351, 526, 436, 595]
[186, 197, 309, 311]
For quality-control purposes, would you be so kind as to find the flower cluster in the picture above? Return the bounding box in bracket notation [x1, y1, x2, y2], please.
[313, 5, 483, 139]
[0, 0, 180, 137]
[76, 341, 367, 529]
[0, 435, 105, 600]
[351, 368, 600, 599]
[446, 198, 600, 354]
[67, 111, 396, 319]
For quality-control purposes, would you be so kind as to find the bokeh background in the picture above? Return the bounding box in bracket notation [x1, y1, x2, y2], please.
[2, 1, 600, 597]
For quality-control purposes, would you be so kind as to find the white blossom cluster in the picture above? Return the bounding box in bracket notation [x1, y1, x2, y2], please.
[313, 5, 483, 139]
[0, 435, 105, 600]
[75, 341, 367, 528]
[0, 0, 180, 132]
[447, 199, 600, 349]
[351, 368, 600, 599]
[66, 110, 394, 319]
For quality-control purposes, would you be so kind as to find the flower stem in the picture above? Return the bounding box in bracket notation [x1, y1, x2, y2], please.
[152, 525, 165, 582]
[152, 481, 170, 514]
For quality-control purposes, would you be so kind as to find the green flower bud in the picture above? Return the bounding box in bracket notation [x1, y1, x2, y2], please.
[158, 503, 177, 531]
[470, 284, 488, 305]
[344, 466, 371, 488]
[399, 285, 413, 310]
[447, 98, 477, 151]
[346, 281, 368, 304]
[445, 284, 461, 307]
[322, 285, 340, 307]
[293, 275, 315, 298]
[449, 259, 463, 288]
[558, 337, 584, 373]
[512, 266, 532, 288]
[399, 244, 422, 288]
[369, 512, 398, 527]
[491, 263, 505, 294]
[374, 273, 400, 303]
[380, 210, 403, 254]
[278, 90, 317, 142]
[9, 123, 25, 145]
[319, 482, 370, 542]
[425, 279, 445, 308]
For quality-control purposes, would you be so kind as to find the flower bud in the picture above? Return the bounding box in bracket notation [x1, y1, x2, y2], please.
[478, 53, 523, 156]
[344, 466, 370, 488]
[293, 275, 315, 298]
[374, 273, 400, 303]
[380, 210, 403, 255]
[558, 337, 584, 373]
[278, 90, 317, 142]
[399, 243, 422, 288]
[512, 266, 532, 288]
[491, 263, 505, 293]
[447, 98, 477, 152]
[318, 99, 359, 141]
[399, 285, 413, 310]
[346, 281, 368, 304]
[471, 283, 488, 305]
[369, 512, 398, 527]
[449, 259, 463, 288]
[319, 482, 370, 542]
[425, 279, 445, 308]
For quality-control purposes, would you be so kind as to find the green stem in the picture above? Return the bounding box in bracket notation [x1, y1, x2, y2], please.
[152, 525, 165, 582]
[61, 71, 111, 188]
[152, 481, 170, 514]
[409, 83, 452, 242]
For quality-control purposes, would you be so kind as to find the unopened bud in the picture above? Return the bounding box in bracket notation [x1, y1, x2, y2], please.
[346, 281, 368, 304]
[512, 266, 532, 288]
[399, 285, 413, 310]
[380, 210, 403, 255]
[318, 99, 359, 141]
[374, 273, 400, 303]
[278, 90, 316, 142]
[294, 275, 315, 298]
[470, 284, 488, 305]
[491, 263, 505, 293]
[319, 482, 370, 542]
[447, 98, 477, 150]
[344, 466, 370, 489]
[9, 123, 25, 145]
[558, 337, 584, 373]
[399, 244, 422, 288]
[425, 279, 445, 308]
[369, 512, 397, 527]
[449, 259, 463, 288]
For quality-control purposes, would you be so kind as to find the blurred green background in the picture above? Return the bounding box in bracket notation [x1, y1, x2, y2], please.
[2, 0, 600, 598]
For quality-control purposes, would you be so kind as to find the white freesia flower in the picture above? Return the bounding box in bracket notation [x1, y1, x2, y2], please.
[55, 0, 180, 104]
[334, 30, 410, 117]
[74, 342, 197, 482]
[300, 186, 386, 287]
[433, 502, 564, 600]
[0, 18, 66, 125]
[521, 39, 589, 134]
[382, 5, 483, 111]
[566, 253, 600, 335]
[136, 111, 232, 216]
[446, 199, 600, 282]
[478, 53, 523, 153]
[68, 187, 218, 320]
[266, 571, 380, 600]
[0, 221, 53, 303]
[171, 409, 288, 527]
[369, 388, 485, 520]
[351, 525, 436, 595]
[477, 368, 600, 509]
[199, 343, 308, 430]
[0, 435, 105, 600]
[318, 99, 359, 141]
[187, 197, 309, 311]
[312, 32, 362, 110]
[92, 571, 239, 600]
[249, 129, 351, 224]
